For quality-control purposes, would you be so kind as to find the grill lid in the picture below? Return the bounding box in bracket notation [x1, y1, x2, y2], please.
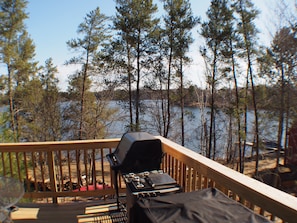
[107, 132, 163, 173]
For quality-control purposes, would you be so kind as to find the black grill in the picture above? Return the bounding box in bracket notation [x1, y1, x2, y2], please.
[106, 132, 164, 210]
[107, 132, 182, 223]
[106, 132, 163, 174]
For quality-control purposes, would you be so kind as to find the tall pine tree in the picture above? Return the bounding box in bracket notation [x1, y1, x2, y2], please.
[113, 0, 159, 131]
[38, 58, 61, 141]
[162, 0, 198, 145]
[234, 0, 260, 175]
[66, 7, 110, 140]
[0, 0, 38, 142]
[201, 0, 233, 159]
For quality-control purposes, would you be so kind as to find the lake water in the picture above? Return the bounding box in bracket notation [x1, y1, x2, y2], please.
[106, 100, 280, 158]
[0, 100, 280, 158]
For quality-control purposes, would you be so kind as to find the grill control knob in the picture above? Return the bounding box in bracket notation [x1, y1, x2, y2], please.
[136, 183, 144, 188]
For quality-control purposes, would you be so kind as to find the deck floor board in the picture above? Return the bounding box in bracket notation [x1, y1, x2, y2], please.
[12, 199, 126, 223]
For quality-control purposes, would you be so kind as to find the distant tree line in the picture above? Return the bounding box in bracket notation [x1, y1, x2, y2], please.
[55, 85, 297, 111]
[1, 0, 296, 176]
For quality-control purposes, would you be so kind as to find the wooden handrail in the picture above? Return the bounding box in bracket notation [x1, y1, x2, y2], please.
[0, 139, 120, 152]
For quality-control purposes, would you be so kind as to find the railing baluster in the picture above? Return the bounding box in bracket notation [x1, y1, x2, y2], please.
[75, 149, 81, 189]
[167, 155, 171, 175]
[0, 152, 5, 175]
[31, 152, 38, 191]
[57, 150, 64, 191]
[197, 173, 202, 190]
[47, 150, 57, 203]
[172, 155, 175, 175]
[176, 160, 181, 186]
[16, 152, 22, 181]
[163, 153, 168, 173]
[83, 148, 89, 190]
[260, 208, 265, 216]
[23, 152, 30, 192]
[108, 147, 114, 192]
[191, 169, 195, 191]
[209, 178, 215, 188]
[38, 151, 46, 191]
[184, 165, 188, 191]
[8, 152, 13, 177]
[66, 150, 73, 190]
[270, 214, 276, 221]
[203, 176, 208, 188]
[100, 148, 105, 185]
[186, 167, 191, 192]
[91, 148, 96, 186]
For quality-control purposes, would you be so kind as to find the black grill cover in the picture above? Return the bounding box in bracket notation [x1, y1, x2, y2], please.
[132, 188, 272, 223]
[107, 132, 163, 173]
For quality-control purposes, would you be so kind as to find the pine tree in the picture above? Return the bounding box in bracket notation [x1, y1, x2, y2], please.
[65, 7, 111, 186]
[66, 7, 110, 140]
[0, 0, 38, 142]
[162, 0, 198, 145]
[39, 58, 61, 141]
[200, 0, 233, 159]
[234, 0, 260, 175]
[143, 25, 169, 136]
[268, 27, 297, 169]
[216, 1, 242, 167]
[113, 0, 159, 131]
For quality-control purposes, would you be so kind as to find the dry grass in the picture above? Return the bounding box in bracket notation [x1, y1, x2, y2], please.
[219, 153, 283, 176]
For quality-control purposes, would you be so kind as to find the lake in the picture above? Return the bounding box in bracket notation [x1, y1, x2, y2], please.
[0, 100, 281, 159]
[106, 100, 281, 158]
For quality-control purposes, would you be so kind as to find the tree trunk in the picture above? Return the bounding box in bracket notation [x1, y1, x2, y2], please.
[248, 62, 260, 176]
[180, 58, 185, 146]
[8, 67, 17, 142]
[79, 49, 90, 140]
[276, 64, 285, 170]
[165, 27, 174, 138]
[127, 46, 133, 131]
[208, 49, 217, 159]
[242, 69, 249, 173]
[230, 39, 243, 172]
[135, 29, 141, 132]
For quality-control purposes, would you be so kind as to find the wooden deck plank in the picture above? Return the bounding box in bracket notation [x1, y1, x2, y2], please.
[12, 202, 96, 223]
[85, 203, 119, 214]
[11, 208, 39, 220]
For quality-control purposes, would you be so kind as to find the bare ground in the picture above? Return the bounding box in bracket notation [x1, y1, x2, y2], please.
[220, 153, 297, 197]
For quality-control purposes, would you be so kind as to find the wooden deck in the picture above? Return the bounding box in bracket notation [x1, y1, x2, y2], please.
[12, 199, 127, 223]
[1, 138, 297, 222]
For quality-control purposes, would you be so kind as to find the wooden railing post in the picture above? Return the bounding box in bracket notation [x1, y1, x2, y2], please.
[47, 151, 57, 203]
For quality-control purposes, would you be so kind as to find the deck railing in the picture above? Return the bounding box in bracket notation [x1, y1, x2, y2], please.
[0, 136, 297, 222]
[0, 139, 121, 203]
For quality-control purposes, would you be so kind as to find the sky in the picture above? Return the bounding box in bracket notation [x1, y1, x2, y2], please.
[17, 0, 297, 91]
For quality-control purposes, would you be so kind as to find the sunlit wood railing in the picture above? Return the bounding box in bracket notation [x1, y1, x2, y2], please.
[0, 139, 122, 203]
[159, 136, 297, 223]
[0, 136, 297, 222]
